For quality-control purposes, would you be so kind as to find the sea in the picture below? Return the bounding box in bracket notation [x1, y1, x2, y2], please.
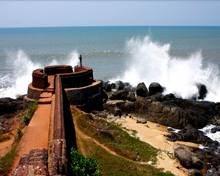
[0, 26, 220, 145]
[0, 26, 220, 101]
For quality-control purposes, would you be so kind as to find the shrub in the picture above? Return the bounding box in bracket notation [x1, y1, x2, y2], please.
[69, 147, 102, 176]
[23, 101, 38, 125]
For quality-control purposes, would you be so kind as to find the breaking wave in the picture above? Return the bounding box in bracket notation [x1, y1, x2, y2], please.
[115, 36, 220, 102]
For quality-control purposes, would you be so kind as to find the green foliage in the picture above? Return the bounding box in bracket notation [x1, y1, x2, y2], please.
[23, 101, 38, 125]
[69, 147, 102, 176]
[0, 143, 18, 176]
[15, 127, 22, 141]
[76, 114, 158, 163]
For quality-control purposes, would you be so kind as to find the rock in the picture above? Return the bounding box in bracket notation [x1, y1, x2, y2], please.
[127, 92, 136, 102]
[174, 144, 192, 168]
[103, 82, 112, 92]
[211, 127, 220, 133]
[186, 169, 203, 176]
[111, 83, 116, 89]
[124, 83, 136, 92]
[110, 90, 128, 100]
[154, 124, 160, 127]
[213, 172, 220, 176]
[136, 82, 148, 97]
[102, 90, 108, 103]
[115, 80, 125, 90]
[92, 110, 108, 118]
[11, 165, 29, 176]
[149, 82, 164, 95]
[166, 124, 220, 151]
[136, 118, 147, 124]
[86, 92, 104, 112]
[192, 156, 203, 169]
[197, 83, 208, 100]
[0, 97, 24, 116]
[99, 130, 115, 141]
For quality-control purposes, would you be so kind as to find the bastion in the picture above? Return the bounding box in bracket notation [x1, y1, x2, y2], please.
[26, 65, 103, 110]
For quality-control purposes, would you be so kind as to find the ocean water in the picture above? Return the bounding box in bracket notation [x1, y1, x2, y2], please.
[0, 26, 220, 102]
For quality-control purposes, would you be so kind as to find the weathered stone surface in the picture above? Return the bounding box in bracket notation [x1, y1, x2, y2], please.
[196, 83, 208, 100]
[192, 156, 203, 169]
[110, 90, 128, 100]
[136, 118, 147, 124]
[34, 163, 49, 176]
[0, 97, 24, 116]
[115, 80, 125, 90]
[127, 92, 136, 102]
[174, 144, 192, 168]
[148, 82, 164, 95]
[136, 82, 148, 97]
[167, 124, 219, 151]
[12, 148, 49, 176]
[104, 93, 219, 129]
[65, 80, 104, 112]
[186, 169, 203, 176]
[103, 81, 112, 92]
[11, 165, 29, 176]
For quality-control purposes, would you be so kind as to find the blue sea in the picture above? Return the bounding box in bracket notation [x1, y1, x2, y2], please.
[0, 26, 220, 102]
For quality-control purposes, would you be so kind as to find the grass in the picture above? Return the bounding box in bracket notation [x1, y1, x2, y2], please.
[71, 106, 175, 176]
[0, 101, 37, 175]
[0, 127, 23, 176]
[75, 112, 158, 163]
[23, 101, 38, 125]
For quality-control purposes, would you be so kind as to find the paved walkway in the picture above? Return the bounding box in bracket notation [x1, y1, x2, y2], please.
[11, 92, 53, 172]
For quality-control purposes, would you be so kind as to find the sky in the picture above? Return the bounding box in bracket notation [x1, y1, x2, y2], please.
[0, 1, 220, 28]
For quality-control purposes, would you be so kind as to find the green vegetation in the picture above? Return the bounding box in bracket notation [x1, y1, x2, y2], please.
[23, 101, 38, 125]
[71, 106, 175, 176]
[0, 101, 37, 175]
[90, 143, 174, 176]
[69, 147, 102, 176]
[75, 112, 158, 163]
[0, 143, 19, 176]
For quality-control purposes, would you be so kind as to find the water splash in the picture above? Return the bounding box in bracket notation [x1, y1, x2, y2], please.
[0, 50, 80, 99]
[116, 36, 220, 102]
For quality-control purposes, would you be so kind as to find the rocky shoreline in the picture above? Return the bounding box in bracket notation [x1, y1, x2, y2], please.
[96, 80, 220, 176]
[1, 79, 220, 175]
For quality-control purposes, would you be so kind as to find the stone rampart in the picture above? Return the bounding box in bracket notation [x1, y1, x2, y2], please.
[44, 65, 73, 75]
[48, 75, 67, 175]
[32, 69, 48, 89]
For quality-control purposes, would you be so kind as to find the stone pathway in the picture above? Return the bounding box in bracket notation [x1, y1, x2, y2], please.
[11, 92, 53, 173]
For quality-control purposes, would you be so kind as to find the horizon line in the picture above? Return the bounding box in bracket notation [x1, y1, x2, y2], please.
[1, 25, 220, 29]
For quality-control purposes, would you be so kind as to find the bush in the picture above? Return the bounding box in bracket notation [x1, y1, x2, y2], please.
[69, 147, 102, 176]
[23, 101, 38, 125]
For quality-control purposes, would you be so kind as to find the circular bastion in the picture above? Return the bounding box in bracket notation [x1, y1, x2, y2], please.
[27, 65, 103, 110]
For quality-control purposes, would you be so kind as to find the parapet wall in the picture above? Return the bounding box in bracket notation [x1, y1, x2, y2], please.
[32, 69, 48, 89]
[45, 65, 73, 75]
[48, 75, 67, 175]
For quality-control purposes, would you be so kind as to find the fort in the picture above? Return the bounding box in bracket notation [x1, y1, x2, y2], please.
[12, 65, 105, 175]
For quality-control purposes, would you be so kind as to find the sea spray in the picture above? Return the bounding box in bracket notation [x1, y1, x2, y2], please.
[0, 50, 80, 99]
[113, 36, 220, 102]
[0, 50, 41, 98]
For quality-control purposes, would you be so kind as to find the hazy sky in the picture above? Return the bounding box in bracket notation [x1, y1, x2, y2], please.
[0, 1, 220, 28]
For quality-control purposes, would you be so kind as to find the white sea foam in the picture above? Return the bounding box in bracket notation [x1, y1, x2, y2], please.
[0, 50, 80, 99]
[113, 36, 220, 102]
[199, 124, 220, 143]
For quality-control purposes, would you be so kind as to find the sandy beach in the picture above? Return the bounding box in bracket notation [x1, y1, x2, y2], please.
[116, 117, 200, 176]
